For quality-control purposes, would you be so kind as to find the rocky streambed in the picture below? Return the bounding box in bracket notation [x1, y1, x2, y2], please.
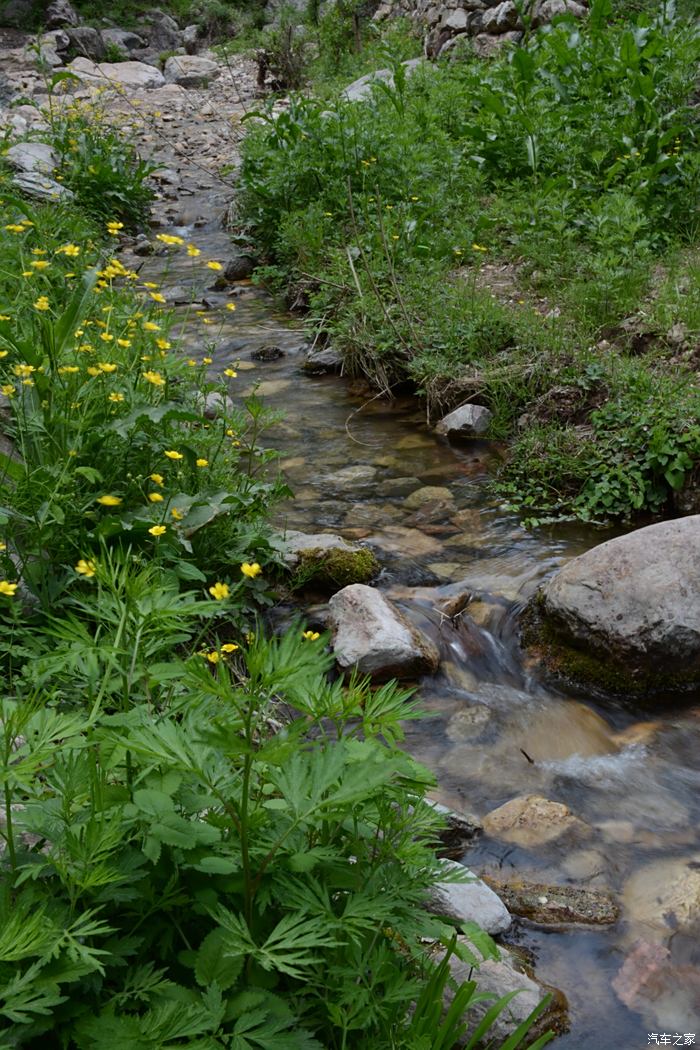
[2, 25, 700, 1046]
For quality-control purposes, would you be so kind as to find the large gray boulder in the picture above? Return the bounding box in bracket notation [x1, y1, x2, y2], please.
[435, 403, 492, 439]
[68, 56, 166, 89]
[101, 28, 146, 55]
[438, 938, 568, 1044]
[329, 584, 440, 680]
[426, 859, 511, 935]
[272, 529, 379, 588]
[45, 0, 79, 28]
[163, 54, 220, 88]
[6, 141, 57, 174]
[66, 26, 106, 61]
[342, 58, 424, 102]
[534, 516, 700, 693]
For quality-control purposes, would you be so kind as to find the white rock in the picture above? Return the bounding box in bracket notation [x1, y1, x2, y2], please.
[68, 56, 166, 90]
[12, 172, 74, 201]
[427, 859, 511, 935]
[6, 141, 57, 174]
[275, 529, 364, 568]
[163, 55, 220, 88]
[329, 584, 440, 680]
[343, 58, 424, 102]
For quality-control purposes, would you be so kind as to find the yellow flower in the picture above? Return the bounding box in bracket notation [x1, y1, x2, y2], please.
[106, 220, 124, 234]
[34, 296, 50, 311]
[22, 271, 34, 278]
[4, 224, 26, 233]
[171, 507, 183, 520]
[206, 650, 220, 664]
[187, 359, 197, 367]
[156, 338, 171, 350]
[117, 338, 131, 348]
[240, 562, 262, 579]
[56, 244, 80, 256]
[226, 303, 236, 312]
[100, 333, 114, 343]
[302, 630, 320, 641]
[12, 364, 35, 378]
[75, 558, 96, 577]
[0, 316, 10, 322]
[143, 321, 160, 332]
[150, 473, 164, 485]
[201, 318, 214, 325]
[58, 365, 80, 374]
[0, 542, 5, 550]
[148, 525, 167, 536]
[164, 449, 183, 460]
[97, 494, 122, 506]
[149, 292, 166, 304]
[87, 366, 101, 377]
[21, 379, 34, 387]
[31, 260, 49, 270]
[202, 356, 212, 365]
[206, 261, 222, 271]
[221, 643, 239, 653]
[99, 362, 117, 373]
[209, 581, 230, 600]
[109, 392, 125, 402]
[0, 351, 7, 359]
[1, 384, 15, 397]
[142, 282, 159, 290]
[156, 233, 184, 246]
[148, 492, 164, 502]
[472, 243, 488, 252]
[196, 458, 208, 468]
[187, 244, 201, 257]
[143, 370, 165, 386]
[224, 368, 237, 378]
[0, 581, 18, 597]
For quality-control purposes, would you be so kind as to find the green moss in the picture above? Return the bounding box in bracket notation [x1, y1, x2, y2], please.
[293, 546, 379, 591]
[520, 597, 700, 699]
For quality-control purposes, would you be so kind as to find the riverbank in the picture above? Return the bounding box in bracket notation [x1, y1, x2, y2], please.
[238, 3, 700, 527]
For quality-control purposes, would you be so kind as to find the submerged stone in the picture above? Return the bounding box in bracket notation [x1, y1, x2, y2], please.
[482, 876, 619, 926]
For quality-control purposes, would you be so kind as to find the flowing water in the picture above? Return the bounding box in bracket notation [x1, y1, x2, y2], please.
[138, 197, 700, 1049]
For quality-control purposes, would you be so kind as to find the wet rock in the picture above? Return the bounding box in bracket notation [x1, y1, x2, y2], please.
[436, 403, 492, 440]
[274, 529, 379, 589]
[6, 141, 57, 175]
[483, 877, 619, 926]
[163, 54, 220, 88]
[251, 344, 284, 361]
[404, 485, 453, 510]
[303, 346, 343, 374]
[612, 939, 700, 1031]
[533, 515, 700, 695]
[68, 56, 166, 89]
[370, 526, 442, 557]
[622, 855, 700, 940]
[329, 584, 440, 680]
[66, 26, 106, 60]
[438, 938, 568, 1044]
[428, 799, 482, 857]
[223, 254, 255, 282]
[446, 705, 491, 741]
[514, 701, 618, 762]
[427, 859, 511, 935]
[101, 28, 146, 55]
[329, 464, 377, 488]
[45, 0, 79, 28]
[483, 795, 591, 848]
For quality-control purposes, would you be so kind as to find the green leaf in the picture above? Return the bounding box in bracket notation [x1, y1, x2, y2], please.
[194, 929, 244, 990]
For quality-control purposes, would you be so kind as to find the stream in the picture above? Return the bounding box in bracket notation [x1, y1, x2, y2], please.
[134, 162, 700, 1050]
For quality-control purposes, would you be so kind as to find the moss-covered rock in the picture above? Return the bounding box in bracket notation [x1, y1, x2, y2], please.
[273, 529, 379, 593]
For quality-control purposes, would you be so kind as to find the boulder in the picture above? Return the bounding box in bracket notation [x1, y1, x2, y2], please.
[6, 141, 57, 174]
[45, 0, 79, 28]
[532, 515, 700, 694]
[482, 877, 619, 925]
[273, 529, 379, 588]
[329, 584, 440, 680]
[442, 9, 469, 30]
[12, 172, 74, 201]
[435, 403, 492, 439]
[438, 938, 568, 1044]
[163, 54, 220, 88]
[482, 795, 591, 848]
[66, 26, 106, 61]
[622, 855, 700, 941]
[427, 859, 511, 935]
[101, 28, 146, 55]
[183, 24, 199, 53]
[68, 56, 166, 89]
[144, 8, 182, 51]
[531, 0, 587, 26]
[343, 58, 423, 102]
[481, 0, 521, 32]
[40, 29, 70, 52]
